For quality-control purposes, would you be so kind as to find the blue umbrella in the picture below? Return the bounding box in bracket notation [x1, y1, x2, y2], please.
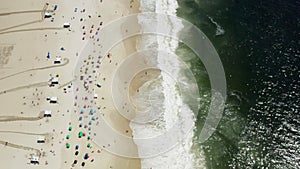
[47, 52, 50, 59]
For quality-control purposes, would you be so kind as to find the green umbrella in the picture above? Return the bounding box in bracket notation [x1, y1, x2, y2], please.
[68, 126, 72, 131]
[66, 135, 70, 139]
[78, 131, 83, 138]
[66, 143, 70, 148]
[87, 143, 91, 148]
[87, 136, 91, 140]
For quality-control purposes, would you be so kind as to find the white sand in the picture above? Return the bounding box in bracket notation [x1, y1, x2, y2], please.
[0, 0, 141, 168]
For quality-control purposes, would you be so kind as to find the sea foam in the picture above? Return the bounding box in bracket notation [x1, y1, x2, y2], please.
[130, 0, 206, 168]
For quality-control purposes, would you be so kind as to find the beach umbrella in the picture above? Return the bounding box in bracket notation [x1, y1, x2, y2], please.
[73, 160, 77, 164]
[66, 143, 70, 148]
[79, 116, 83, 121]
[68, 126, 72, 131]
[78, 131, 83, 138]
[66, 135, 70, 139]
[80, 109, 85, 114]
[87, 136, 91, 140]
[90, 109, 94, 115]
[88, 127, 91, 131]
[75, 145, 79, 150]
[88, 121, 92, 125]
[81, 162, 85, 166]
[84, 153, 89, 159]
[75, 151, 79, 156]
[87, 143, 91, 148]
[47, 52, 50, 59]
[91, 116, 95, 121]
[79, 123, 83, 127]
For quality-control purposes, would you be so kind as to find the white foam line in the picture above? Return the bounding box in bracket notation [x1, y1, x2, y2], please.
[130, 0, 207, 168]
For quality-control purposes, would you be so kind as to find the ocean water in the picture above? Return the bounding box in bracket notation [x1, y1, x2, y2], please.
[176, 0, 300, 168]
[132, 0, 299, 168]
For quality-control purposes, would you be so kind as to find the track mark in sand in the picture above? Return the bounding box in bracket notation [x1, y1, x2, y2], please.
[58, 78, 76, 89]
[0, 9, 54, 16]
[0, 140, 41, 154]
[0, 82, 48, 95]
[0, 112, 44, 122]
[0, 3, 52, 33]
[0, 20, 43, 33]
[0, 131, 48, 136]
[0, 58, 69, 81]
[0, 27, 64, 35]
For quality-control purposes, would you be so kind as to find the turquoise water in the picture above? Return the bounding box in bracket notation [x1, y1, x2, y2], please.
[177, 0, 300, 168]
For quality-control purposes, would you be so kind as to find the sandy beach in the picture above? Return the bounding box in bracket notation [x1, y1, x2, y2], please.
[0, 0, 141, 168]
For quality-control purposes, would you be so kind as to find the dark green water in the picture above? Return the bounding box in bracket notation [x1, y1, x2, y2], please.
[177, 0, 300, 168]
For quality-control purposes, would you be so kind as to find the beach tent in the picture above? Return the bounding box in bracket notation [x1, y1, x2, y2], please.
[54, 57, 62, 64]
[30, 155, 39, 164]
[44, 12, 52, 18]
[44, 110, 52, 117]
[49, 97, 58, 103]
[51, 77, 59, 85]
[37, 136, 46, 143]
[63, 23, 70, 28]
